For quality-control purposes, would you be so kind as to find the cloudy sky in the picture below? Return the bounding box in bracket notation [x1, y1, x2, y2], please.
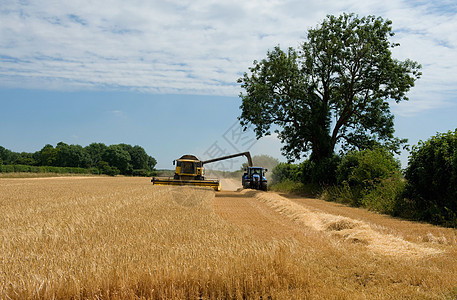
[1, 0, 456, 169]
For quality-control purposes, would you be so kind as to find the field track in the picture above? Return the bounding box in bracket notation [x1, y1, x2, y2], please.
[217, 179, 299, 239]
[215, 188, 309, 241]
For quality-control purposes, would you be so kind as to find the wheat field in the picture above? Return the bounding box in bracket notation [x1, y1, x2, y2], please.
[1, 177, 456, 299]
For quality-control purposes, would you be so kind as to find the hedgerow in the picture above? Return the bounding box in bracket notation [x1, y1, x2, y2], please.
[405, 130, 457, 227]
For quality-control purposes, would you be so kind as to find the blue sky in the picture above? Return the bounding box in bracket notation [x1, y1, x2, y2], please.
[1, 0, 456, 170]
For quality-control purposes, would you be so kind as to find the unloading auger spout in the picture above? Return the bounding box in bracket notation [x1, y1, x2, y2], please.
[202, 151, 252, 167]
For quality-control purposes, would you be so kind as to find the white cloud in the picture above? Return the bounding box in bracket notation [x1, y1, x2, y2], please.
[1, 0, 457, 115]
[109, 110, 125, 118]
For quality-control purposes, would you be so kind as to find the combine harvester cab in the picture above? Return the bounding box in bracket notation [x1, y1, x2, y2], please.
[151, 152, 253, 191]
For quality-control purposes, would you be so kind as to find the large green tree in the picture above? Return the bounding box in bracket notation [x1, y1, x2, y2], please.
[129, 145, 150, 170]
[102, 145, 132, 175]
[0, 146, 13, 164]
[55, 142, 91, 168]
[238, 13, 421, 162]
[39, 144, 58, 166]
[85, 143, 107, 166]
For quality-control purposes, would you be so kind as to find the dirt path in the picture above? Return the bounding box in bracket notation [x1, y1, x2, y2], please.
[216, 179, 311, 241]
[214, 190, 309, 241]
[219, 178, 242, 191]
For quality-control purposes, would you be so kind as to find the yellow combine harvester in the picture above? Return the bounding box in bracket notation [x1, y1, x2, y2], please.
[151, 152, 252, 191]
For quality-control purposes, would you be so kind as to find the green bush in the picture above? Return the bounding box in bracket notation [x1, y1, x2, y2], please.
[269, 180, 306, 194]
[321, 183, 356, 205]
[337, 148, 400, 189]
[0, 164, 92, 175]
[405, 130, 457, 227]
[104, 166, 120, 176]
[4, 165, 14, 172]
[132, 169, 151, 177]
[13, 165, 32, 172]
[97, 161, 120, 176]
[68, 167, 88, 174]
[322, 149, 404, 208]
[361, 174, 406, 215]
[90, 168, 99, 175]
[271, 163, 302, 184]
[301, 155, 340, 186]
[271, 155, 340, 187]
[28, 166, 38, 173]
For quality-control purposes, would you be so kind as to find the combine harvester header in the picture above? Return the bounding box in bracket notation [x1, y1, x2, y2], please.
[151, 152, 252, 191]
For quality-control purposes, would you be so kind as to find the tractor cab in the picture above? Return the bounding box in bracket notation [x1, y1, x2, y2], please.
[242, 166, 268, 191]
[248, 167, 265, 178]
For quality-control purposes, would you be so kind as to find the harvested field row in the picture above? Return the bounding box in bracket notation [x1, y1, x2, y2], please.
[283, 193, 457, 246]
[253, 191, 443, 258]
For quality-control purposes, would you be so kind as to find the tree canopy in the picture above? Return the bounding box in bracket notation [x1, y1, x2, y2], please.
[238, 13, 421, 162]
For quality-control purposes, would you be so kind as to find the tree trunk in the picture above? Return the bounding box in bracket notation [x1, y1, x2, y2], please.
[309, 101, 333, 162]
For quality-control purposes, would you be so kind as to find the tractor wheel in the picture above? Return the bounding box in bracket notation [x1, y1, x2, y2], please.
[261, 183, 267, 191]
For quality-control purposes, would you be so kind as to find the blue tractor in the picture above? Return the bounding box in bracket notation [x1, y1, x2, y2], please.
[242, 166, 268, 191]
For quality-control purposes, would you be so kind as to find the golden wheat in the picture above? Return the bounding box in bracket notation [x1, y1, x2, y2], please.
[0, 177, 456, 299]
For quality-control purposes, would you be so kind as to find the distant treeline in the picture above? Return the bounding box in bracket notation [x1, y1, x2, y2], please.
[0, 142, 156, 176]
